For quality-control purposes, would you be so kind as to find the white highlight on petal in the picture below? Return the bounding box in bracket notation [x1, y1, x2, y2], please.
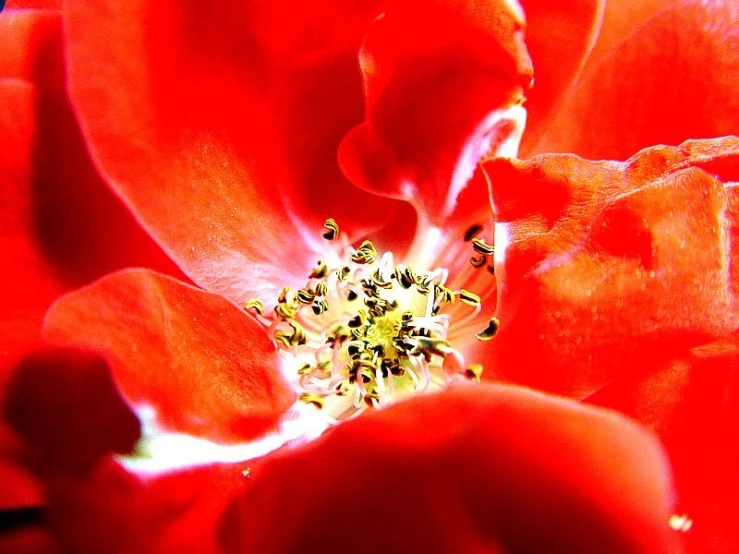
[447, 103, 527, 219]
[118, 403, 329, 474]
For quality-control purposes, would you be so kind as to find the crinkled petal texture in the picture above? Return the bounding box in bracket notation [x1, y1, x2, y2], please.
[483, 136, 739, 397]
[589, 332, 739, 553]
[62, 0, 410, 307]
[530, 0, 739, 159]
[43, 269, 295, 442]
[339, 0, 533, 224]
[222, 385, 679, 554]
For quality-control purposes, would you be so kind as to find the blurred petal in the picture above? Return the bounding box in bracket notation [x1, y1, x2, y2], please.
[4, 348, 141, 476]
[531, 0, 739, 159]
[5, 1, 60, 8]
[62, 0, 401, 306]
[43, 269, 294, 442]
[483, 137, 739, 396]
[223, 384, 679, 554]
[339, 0, 532, 224]
[589, 333, 739, 553]
[33, 459, 244, 554]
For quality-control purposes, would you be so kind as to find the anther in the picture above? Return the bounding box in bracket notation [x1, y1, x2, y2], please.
[297, 288, 316, 304]
[435, 284, 455, 304]
[275, 302, 297, 320]
[470, 254, 487, 268]
[315, 281, 329, 297]
[471, 238, 494, 256]
[322, 218, 339, 241]
[465, 363, 483, 382]
[299, 393, 325, 409]
[351, 240, 377, 265]
[459, 289, 481, 306]
[310, 260, 329, 279]
[243, 298, 264, 315]
[475, 317, 500, 341]
[311, 298, 329, 315]
[415, 337, 453, 358]
[337, 266, 351, 281]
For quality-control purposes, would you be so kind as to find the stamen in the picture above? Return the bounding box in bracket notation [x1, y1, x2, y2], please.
[243, 299, 264, 315]
[475, 317, 500, 341]
[249, 219, 497, 425]
[322, 218, 340, 241]
[465, 363, 483, 382]
[471, 238, 494, 255]
[470, 254, 487, 268]
[459, 289, 481, 307]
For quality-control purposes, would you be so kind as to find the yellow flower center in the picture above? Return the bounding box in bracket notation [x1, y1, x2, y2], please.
[245, 219, 499, 424]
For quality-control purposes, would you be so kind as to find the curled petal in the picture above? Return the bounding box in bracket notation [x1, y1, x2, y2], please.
[339, 0, 532, 224]
[483, 137, 739, 396]
[222, 384, 679, 554]
[43, 269, 294, 443]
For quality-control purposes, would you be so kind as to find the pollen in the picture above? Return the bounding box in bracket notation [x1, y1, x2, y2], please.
[244, 218, 499, 423]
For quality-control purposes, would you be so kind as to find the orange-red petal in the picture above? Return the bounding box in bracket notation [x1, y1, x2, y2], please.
[482, 137, 739, 396]
[43, 269, 294, 442]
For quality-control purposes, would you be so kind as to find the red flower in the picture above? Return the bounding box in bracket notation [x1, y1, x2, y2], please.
[1, 0, 737, 553]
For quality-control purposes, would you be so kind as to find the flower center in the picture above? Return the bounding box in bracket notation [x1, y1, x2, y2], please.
[245, 219, 499, 424]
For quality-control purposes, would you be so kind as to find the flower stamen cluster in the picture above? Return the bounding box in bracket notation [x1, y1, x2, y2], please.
[245, 219, 498, 423]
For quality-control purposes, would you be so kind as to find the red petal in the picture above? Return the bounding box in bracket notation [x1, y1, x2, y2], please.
[482, 137, 739, 396]
[518, 0, 605, 155]
[62, 0, 401, 306]
[589, 333, 739, 553]
[4, 348, 140, 476]
[0, 526, 60, 554]
[35, 458, 246, 554]
[0, 12, 184, 370]
[531, 0, 739, 159]
[223, 384, 679, 554]
[5, 2, 61, 8]
[338, 0, 532, 224]
[43, 269, 294, 442]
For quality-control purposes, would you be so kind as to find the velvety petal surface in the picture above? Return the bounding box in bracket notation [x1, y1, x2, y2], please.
[222, 384, 679, 554]
[62, 0, 406, 306]
[43, 269, 294, 442]
[589, 333, 739, 554]
[482, 137, 739, 396]
[339, 0, 533, 224]
[530, 0, 739, 160]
